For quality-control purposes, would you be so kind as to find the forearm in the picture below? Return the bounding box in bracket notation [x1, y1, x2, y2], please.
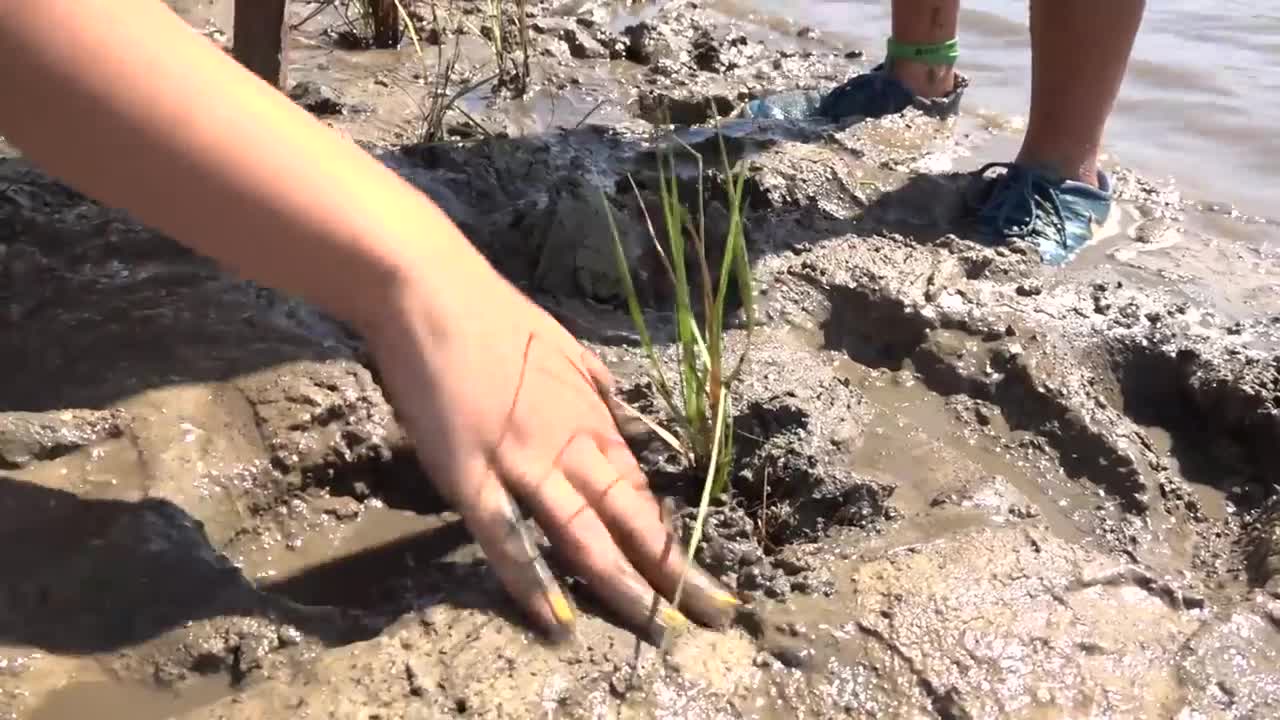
[0, 0, 481, 333]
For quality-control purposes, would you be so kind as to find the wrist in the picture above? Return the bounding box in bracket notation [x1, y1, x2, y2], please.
[344, 205, 500, 347]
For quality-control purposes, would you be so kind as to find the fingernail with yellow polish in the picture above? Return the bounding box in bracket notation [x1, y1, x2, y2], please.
[659, 605, 689, 629]
[648, 605, 690, 646]
[541, 587, 576, 643]
[709, 588, 741, 607]
[548, 588, 575, 626]
[676, 566, 742, 629]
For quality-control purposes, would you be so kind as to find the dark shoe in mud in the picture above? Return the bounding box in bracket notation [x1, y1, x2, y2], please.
[966, 162, 1118, 265]
[816, 63, 967, 122]
[743, 64, 967, 122]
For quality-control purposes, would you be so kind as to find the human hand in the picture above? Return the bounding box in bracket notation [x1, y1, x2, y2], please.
[362, 252, 740, 643]
[0, 0, 727, 641]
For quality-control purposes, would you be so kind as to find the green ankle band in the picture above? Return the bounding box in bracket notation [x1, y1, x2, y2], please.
[886, 37, 959, 65]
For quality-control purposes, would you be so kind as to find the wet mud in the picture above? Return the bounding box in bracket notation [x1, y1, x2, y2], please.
[2, 0, 1279, 718]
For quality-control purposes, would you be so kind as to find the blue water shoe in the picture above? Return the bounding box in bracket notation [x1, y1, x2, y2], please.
[967, 162, 1116, 265]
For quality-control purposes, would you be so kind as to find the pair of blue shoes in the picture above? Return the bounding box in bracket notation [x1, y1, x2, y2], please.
[747, 64, 1114, 265]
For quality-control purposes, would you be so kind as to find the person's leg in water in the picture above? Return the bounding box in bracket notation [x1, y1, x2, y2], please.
[969, 1, 1145, 263]
[887, 0, 958, 99]
[814, 1, 1145, 264]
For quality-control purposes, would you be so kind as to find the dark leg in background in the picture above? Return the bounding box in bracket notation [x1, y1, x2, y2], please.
[233, 0, 290, 89]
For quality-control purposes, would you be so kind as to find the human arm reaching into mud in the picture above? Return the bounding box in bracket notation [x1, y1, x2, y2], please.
[0, 0, 738, 640]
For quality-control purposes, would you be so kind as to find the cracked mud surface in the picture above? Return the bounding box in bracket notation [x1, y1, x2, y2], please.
[2, 0, 1279, 718]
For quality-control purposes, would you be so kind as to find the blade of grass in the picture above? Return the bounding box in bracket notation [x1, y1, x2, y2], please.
[657, 149, 705, 446]
[724, 165, 755, 385]
[711, 410, 734, 496]
[618, 176, 691, 437]
[607, 395, 689, 462]
[600, 189, 680, 422]
[662, 384, 728, 652]
[713, 121, 756, 385]
[671, 137, 715, 356]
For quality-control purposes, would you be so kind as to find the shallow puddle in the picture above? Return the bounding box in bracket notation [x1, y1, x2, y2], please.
[28, 674, 230, 720]
[841, 356, 1097, 542]
[780, 325, 1102, 546]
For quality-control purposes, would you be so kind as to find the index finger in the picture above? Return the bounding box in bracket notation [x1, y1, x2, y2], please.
[453, 457, 576, 641]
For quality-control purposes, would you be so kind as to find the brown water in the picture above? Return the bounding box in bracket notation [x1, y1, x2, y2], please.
[742, 0, 1280, 222]
[28, 676, 229, 720]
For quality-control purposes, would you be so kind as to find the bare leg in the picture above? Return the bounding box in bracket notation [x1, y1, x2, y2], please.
[1016, 1, 1146, 186]
[232, 0, 289, 89]
[888, 0, 960, 99]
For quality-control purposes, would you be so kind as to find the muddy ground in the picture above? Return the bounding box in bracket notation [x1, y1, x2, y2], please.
[2, 1, 1279, 718]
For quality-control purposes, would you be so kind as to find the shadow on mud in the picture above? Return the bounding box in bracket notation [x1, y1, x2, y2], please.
[259, 517, 489, 611]
[853, 170, 977, 247]
[0, 188, 357, 413]
[1119, 346, 1277, 509]
[0, 472, 542, 655]
[0, 476, 279, 654]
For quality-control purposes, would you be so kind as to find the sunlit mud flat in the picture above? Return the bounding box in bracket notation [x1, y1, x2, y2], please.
[1, 1, 1277, 718]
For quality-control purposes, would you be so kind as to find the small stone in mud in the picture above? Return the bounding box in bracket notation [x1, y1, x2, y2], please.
[737, 564, 768, 591]
[691, 29, 754, 74]
[623, 22, 668, 66]
[763, 582, 790, 600]
[288, 81, 348, 117]
[701, 536, 745, 574]
[277, 625, 304, 647]
[319, 496, 363, 520]
[608, 668, 632, 698]
[1009, 504, 1042, 519]
[796, 26, 820, 40]
[773, 555, 813, 576]
[735, 605, 767, 639]
[1016, 281, 1043, 297]
[154, 662, 188, 688]
[1261, 596, 1280, 633]
[974, 404, 994, 426]
[562, 27, 609, 60]
[769, 642, 815, 670]
[648, 57, 684, 78]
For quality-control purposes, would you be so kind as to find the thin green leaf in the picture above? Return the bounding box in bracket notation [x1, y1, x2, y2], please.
[600, 189, 680, 421]
[664, 384, 729, 653]
[717, 121, 755, 387]
[657, 147, 704, 442]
